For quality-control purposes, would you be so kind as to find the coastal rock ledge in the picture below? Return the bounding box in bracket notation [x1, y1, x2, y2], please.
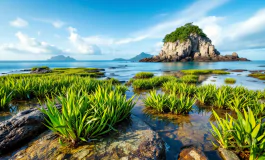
[140, 23, 249, 62]
[3, 115, 166, 160]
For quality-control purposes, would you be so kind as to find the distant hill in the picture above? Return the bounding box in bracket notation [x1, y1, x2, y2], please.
[112, 58, 127, 61]
[113, 52, 153, 62]
[47, 55, 76, 61]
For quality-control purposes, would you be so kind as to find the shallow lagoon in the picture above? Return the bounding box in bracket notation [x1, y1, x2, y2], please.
[0, 61, 264, 159]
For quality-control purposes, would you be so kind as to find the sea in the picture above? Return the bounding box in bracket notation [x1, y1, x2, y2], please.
[0, 60, 265, 89]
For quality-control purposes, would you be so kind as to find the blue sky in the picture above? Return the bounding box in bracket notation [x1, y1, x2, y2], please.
[0, 0, 265, 60]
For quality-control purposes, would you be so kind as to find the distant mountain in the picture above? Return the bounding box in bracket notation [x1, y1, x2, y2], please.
[47, 55, 76, 61]
[112, 58, 127, 61]
[113, 52, 153, 62]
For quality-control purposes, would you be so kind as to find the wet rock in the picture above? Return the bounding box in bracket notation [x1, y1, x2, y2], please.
[258, 65, 265, 67]
[8, 115, 166, 160]
[218, 148, 240, 160]
[20, 69, 31, 72]
[178, 144, 208, 160]
[1, 73, 7, 75]
[31, 68, 52, 74]
[0, 105, 61, 153]
[230, 69, 247, 72]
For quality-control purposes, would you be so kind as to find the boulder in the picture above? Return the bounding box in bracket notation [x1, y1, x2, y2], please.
[5, 115, 166, 160]
[178, 144, 208, 160]
[232, 52, 238, 58]
[218, 148, 240, 160]
[0, 105, 61, 154]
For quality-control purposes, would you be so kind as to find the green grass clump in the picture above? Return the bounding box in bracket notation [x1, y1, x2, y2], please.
[134, 72, 154, 79]
[32, 66, 49, 71]
[224, 78, 236, 84]
[143, 90, 195, 114]
[132, 75, 177, 89]
[211, 108, 265, 160]
[248, 72, 265, 80]
[179, 75, 198, 83]
[181, 69, 229, 75]
[163, 23, 207, 43]
[40, 86, 135, 145]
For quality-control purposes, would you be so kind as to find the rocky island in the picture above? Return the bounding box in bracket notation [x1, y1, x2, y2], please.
[113, 52, 153, 62]
[140, 23, 249, 62]
[47, 55, 76, 61]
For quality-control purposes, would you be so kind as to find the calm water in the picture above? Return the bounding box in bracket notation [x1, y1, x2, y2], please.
[1, 60, 265, 82]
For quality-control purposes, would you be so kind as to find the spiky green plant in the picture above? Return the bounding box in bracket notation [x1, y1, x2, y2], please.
[210, 108, 265, 160]
[143, 91, 194, 114]
[175, 93, 195, 114]
[143, 90, 168, 112]
[40, 86, 135, 145]
[0, 88, 12, 110]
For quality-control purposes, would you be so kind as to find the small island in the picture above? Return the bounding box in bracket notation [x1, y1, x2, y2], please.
[47, 55, 76, 61]
[113, 52, 153, 62]
[140, 23, 249, 62]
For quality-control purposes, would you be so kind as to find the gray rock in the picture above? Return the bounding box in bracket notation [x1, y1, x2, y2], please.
[5, 115, 165, 160]
[139, 33, 249, 62]
[218, 148, 240, 160]
[178, 144, 208, 160]
[0, 105, 61, 153]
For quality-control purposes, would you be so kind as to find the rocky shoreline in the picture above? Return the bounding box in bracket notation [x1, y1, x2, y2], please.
[140, 54, 249, 62]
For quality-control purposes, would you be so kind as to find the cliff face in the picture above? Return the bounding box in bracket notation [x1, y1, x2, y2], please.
[140, 33, 249, 62]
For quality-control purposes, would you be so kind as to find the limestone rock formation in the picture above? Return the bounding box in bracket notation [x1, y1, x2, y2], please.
[140, 24, 249, 62]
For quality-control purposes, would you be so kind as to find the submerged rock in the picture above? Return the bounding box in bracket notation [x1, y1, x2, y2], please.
[6, 115, 166, 160]
[218, 148, 240, 160]
[0, 105, 61, 154]
[178, 144, 208, 160]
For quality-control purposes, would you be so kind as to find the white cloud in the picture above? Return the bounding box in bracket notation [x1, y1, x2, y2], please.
[194, 8, 265, 51]
[0, 32, 65, 54]
[33, 18, 65, 28]
[130, 0, 228, 41]
[52, 20, 65, 28]
[68, 27, 101, 55]
[10, 18, 28, 28]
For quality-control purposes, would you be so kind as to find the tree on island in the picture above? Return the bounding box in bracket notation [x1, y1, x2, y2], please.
[163, 23, 207, 43]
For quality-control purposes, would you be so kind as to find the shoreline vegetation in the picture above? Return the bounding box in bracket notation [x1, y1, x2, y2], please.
[0, 67, 265, 159]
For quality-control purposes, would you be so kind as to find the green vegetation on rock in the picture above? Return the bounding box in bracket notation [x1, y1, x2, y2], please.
[163, 23, 207, 43]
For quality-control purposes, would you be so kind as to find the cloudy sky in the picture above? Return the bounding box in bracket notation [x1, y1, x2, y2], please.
[0, 0, 265, 60]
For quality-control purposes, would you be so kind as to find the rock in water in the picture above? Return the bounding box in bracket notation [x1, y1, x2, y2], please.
[218, 148, 240, 160]
[0, 105, 61, 154]
[140, 23, 249, 62]
[178, 145, 208, 160]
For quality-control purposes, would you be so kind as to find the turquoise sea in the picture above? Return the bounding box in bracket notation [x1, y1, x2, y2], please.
[1, 60, 265, 90]
[0, 60, 265, 78]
